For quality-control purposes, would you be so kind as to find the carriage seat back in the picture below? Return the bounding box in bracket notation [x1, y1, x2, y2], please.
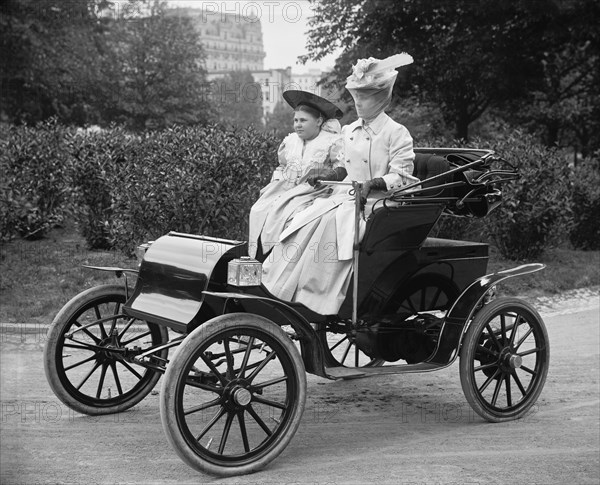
[412, 153, 452, 197]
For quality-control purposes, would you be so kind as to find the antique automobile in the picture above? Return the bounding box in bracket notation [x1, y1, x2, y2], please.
[43, 147, 550, 477]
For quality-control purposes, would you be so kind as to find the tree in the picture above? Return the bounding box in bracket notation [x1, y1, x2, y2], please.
[0, 0, 111, 124]
[511, 0, 600, 157]
[264, 101, 293, 138]
[302, 0, 559, 140]
[209, 70, 264, 130]
[0, 0, 212, 129]
[102, 0, 212, 130]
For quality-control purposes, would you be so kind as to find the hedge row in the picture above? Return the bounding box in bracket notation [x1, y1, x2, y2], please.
[428, 129, 599, 258]
[1, 120, 279, 254]
[1, 120, 598, 259]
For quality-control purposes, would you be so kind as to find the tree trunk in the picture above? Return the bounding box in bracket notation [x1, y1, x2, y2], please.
[454, 117, 470, 141]
[543, 120, 560, 148]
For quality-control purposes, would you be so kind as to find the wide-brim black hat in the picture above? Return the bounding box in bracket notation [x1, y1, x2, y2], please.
[282, 90, 343, 120]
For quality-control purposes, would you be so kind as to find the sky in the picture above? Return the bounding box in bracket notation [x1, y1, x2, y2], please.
[167, 0, 340, 73]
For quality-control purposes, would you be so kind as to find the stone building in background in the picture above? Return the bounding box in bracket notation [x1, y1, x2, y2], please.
[169, 6, 333, 120]
[169, 7, 265, 73]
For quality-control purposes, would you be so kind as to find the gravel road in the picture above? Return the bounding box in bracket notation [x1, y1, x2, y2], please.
[1, 289, 598, 485]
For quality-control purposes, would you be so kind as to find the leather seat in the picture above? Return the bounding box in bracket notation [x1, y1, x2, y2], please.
[412, 153, 451, 197]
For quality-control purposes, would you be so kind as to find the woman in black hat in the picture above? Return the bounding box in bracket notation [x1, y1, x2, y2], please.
[248, 90, 345, 259]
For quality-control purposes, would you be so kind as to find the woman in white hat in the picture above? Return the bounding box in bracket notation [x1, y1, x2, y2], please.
[248, 90, 344, 259]
[261, 54, 420, 315]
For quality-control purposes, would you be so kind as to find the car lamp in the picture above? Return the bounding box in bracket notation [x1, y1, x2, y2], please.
[228, 257, 262, 286]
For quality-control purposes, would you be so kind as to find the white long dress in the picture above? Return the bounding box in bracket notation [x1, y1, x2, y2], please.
[248, 129, 343, 258]
[261, 112, 419, 315]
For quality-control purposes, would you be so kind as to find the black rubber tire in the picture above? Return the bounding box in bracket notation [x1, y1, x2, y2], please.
[43, 284, 168, 415]
[160, 313, 306, 477]
[459, 297, 550, 422]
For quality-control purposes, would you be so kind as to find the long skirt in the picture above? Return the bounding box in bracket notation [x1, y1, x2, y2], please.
[248, 182, 330, 258]
[260, 185, 384, 315]
[261, 207, 353, 315]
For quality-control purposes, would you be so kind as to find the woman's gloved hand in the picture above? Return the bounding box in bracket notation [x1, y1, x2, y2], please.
[361, 177, 386, 198]
[307, 167, 348, 187]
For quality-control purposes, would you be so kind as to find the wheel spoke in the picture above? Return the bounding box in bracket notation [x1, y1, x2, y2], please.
[509, 315, 522, 346]
[514, 326, 533, 350]
[246, 404, 273, 436]
[184, 379, 223, 394]
[238, 336, 255, 379]
[252, 395, 287, 410]
[196, 407, 226, 442]
[246, 350, 277, 383]
[473, 361, 498, 372]
[185, 397, 222, 416]
[75, 361, 102, 390]
[251, 375, 287, 390]
[94, 306, 108, 340]
[484, 324, 502, 351]
[490, 373, 504, 406]
[73, 321, 101, 344]
[218, 412, 235, 454]
[519, 365, 537, 376]
[500, 314, 508, 346]
[108, 302, 120, 335]
[517, 346, 544, 357]
[330, 335, 349, 352]
[430, 286, 443, 309]
[96, 363, 108, 398]
[64, 354, 98, 371]
[118, 359, 144, 380]
[406, 296, 419, 314]
[63, 342, 99, 352]
[200, 353, 228, 386]
[121, 330, 152, 346]
[223, 338, 235, 380]
[505, 373, 512, 407]
[511, 370, 527, 396]
[238, 412, 251, 453]
[340, 340, 352, 365]
[117, 318, 136, 340]
[478, 367, 501, 393]
[110, 362, 123, 395]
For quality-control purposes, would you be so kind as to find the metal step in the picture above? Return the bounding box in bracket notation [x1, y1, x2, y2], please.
[324, 361, 447, 380]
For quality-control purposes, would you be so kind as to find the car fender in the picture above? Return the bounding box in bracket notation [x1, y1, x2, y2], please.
[202, 291, 328, 378]
[427, 263, 545, 365]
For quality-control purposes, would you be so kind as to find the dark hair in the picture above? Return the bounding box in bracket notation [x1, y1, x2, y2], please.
[295, 103, 327, 121]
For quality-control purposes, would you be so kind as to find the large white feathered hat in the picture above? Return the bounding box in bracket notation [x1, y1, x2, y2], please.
[345, 53, 414, 89]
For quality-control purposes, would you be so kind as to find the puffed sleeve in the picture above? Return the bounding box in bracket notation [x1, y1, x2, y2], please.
[271, 134, 293, 182]
[381, 124, 420, 190]
[328, 136, 345, 169]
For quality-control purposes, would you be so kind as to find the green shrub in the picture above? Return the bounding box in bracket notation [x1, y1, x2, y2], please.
[67, 127, 135, 249]
[569, 158, 600, 250]
[482, 130, 574, 260]
[0, 119, 75, 241]
[104, 124, 278, 254]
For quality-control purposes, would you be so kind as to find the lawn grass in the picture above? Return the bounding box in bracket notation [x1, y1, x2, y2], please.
[0, 223, 136, 324]
[1, 223, 598, 324]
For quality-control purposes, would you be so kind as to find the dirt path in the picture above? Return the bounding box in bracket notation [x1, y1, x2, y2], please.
[1, 292, 598, 485]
